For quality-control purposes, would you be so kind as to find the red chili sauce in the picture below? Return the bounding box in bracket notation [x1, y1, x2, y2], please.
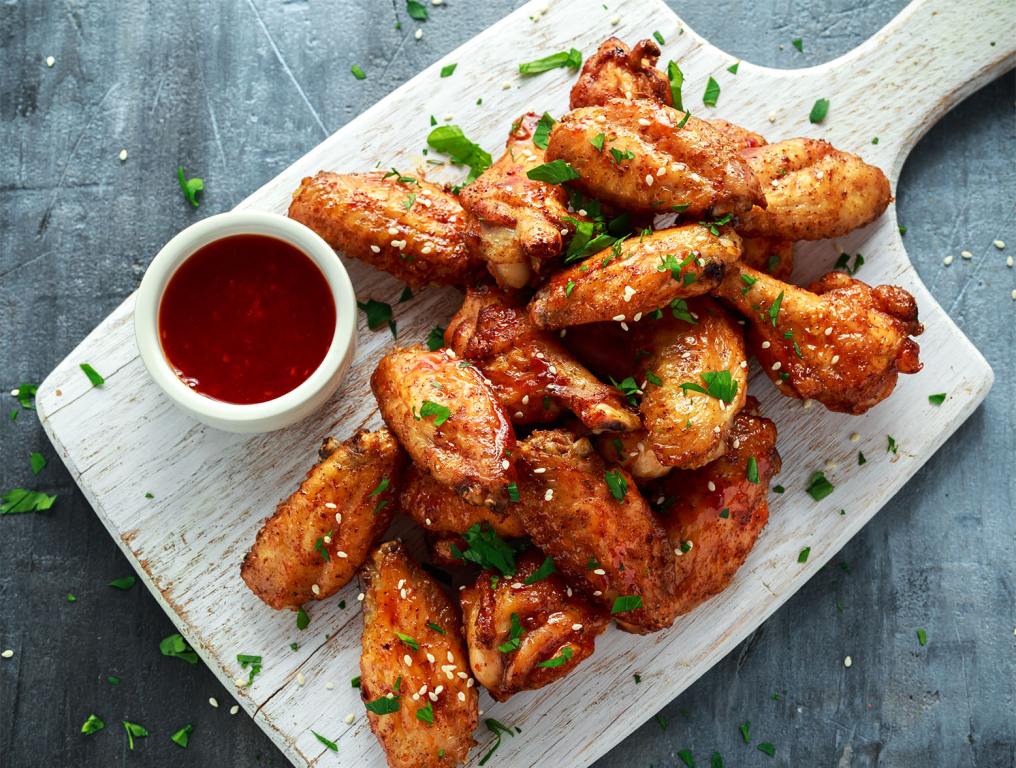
[158, 234, 336, 404]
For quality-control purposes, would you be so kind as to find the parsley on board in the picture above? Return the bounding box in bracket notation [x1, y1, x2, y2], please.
[426, 325, 445, 351]
[678, 750, 696, 768]
[887, 435, 898, 454]
[758, 742, 776, 757]
[357, 299, 396, 338]
[518, 48, 582, 75]
[478, 718, 518, 766]
[798, 547, 811, 563]
[170, 724, 193, 748]
[365, 695, 400, 715]
[81, 714, 105, 735]
[108, 576, 136, 590]
[604, 469, 628, 501]
[351, 675, 361, 688]
[711, 752, 725, 768]
[653, 30, 666, 45]
[296, 605, 310, 630]
[160, 633, 199, 665]
[350, 64, 366, 80]
[527, 159, 580, 184]
[237, 653, 262, 685]
[406, 0, 428, 21]
[452, 523, 517, 576]
[123, 721, 149, 751]
[727, 61, 740, 74]
[1, 489, 56, 515]
[523, 556, 556, 585]
[80, 363, 105, 387]
[536, 645, 573, 668]
[398, 285, 413, 303]
[702, 76, 720, 106]
[426, 125, 492, 183]
[611, 595, 643, 614]
[928, 392, 947, 405]
[498, 613, 525, 653]
[440, 63, 457, 78]
[667, 61, 685, 111]
[417, 400, 451, 427]
[739, 720, 751, 743]
[805, 471, 834, 501]
[532, 112, 557, 150]
[834, 251, 864, 275]
[66, 593, 77, 602]
[809, 98, 830, 123]
[858, 451, 867, 466]
[177, 166, 204, 208]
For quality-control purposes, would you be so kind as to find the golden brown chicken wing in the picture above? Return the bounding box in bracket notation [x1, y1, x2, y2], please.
[650, 397, 781, 615]
[371, 346, 516, 506]
[738, 139, 892, 240]
[512, 429, 679, 633]
[707, 119, 768, 151]
[241, 429, 403, 610]
[714, 265, 923, 414]
[460, 550, 610, 701]
[527, 224, 742, 329]
[545, 100, 765, 218]
[288, 171, 484, 287]
[637, 298, 748, 469]
[399, 463, 524, 539]
[740, 236, 794, 279]
[446, 286, 641, 432]
[569, 37, 672, 108]
[360, 541, 478, 768]
[459, 113, 583, 289]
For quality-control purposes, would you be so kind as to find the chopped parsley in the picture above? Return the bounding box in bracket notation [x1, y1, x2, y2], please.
[671, 298, 697, 323]
[887, 435, 898, 454]
[727, 61, 740, 74]
[634, 673, 642, 683]
[478, 718, 518, 766]
[417, 400, 451, 427]
[365, 695, 400, 715]
[440, 63, 457, 78]
[406, 0, 428, 21]
[369, 477, 390, 498]
[700, 212, 733, 235]
[518, 48, 582, 75]
[609, 147, 636, 165]
[792, 38, 803, 52]
[604, 469, 628, 501]
[296, 605, 309, 630]
[505, 481, 520, 503]
[536, 645, 573, 668]
[312, 730, 338, 751]
[678, 750, 695, 767]
[398, 285, 414, 303]
[858, 451, 867, 466]
[170, 724, 193, 748]
[702, 76, 720, 107]
[653, 30, 665, 45]
[315, 535, 331, 562]
[396, 632, 419, 651]
[29, 452, 46, 475]
[160, 633, 198, 665]
[452, 523, 517, 576]
[646, 371, 663, 387]
[523, 556, 556, 584]
[427, 124, 492, 183]
[677, 110, 691, 129]
[590, 132, 606, 152]
[834, 251, 864, 275]
[667, 61, 684, 111]
[416, 702, 435, 725]
[108, 576, 136, 590]
[80, 363, 105, 387]
[611, 595, 643, 614]
[351, 675, 361, 688]
[746, 456, 759, 484]
[527, 159, 580, 184]
[357, 299, 396, 338]
[237, 653, 263, 686]
[532, 112, 556, 150]
[123, 721, 149, 750]
[917, 628, 927, 647]
[565, 279, 576, 297]
[1, 489, 57, 515]
[351, 64, 366, 80]
[928, 392, 947, 406]
[757, 742, 776, 757]
[611, 375, 642, 406]
[768, 290, 784, 327]
[426, 621, 446, 635]
[498, 613, 525, 653]
[426, 325, 445, 351]
[177, 166, 204, 208]
[809, 98, 830, 123]
[797, 547, 811, 563]
[711, 752, 724, 768]
[805, 471, 834, 501]
[739, 720, 751, 743]
[773, 485, 785, 494]
[81, 714, 105, 735]
[679, 370, 739, 404]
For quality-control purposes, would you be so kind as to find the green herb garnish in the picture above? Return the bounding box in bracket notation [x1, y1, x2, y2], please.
[805, 471, 834, 501]
[108, 576, 136, 590]
[177, 167, 203, 208]
[702, 76, 720, 107]
[536, 645, 573, 668]
[417, 400, 451, 427]
[351, 64, 366, 80]
[532, 112, 556, 150]
[80, 363, 105, 387]
[604, 470, 628, 501]
[160, 633, 198, 665]
[611, 595, 643, 614]
[498, 613, 525, 654]
[81, 714, 105, 735]
[518, 48, 582, 75]
[527, 159, 580, 184]
[523, 556, 556, 585]
[170, 724, 193, 748]
[809, 98, 830, 123]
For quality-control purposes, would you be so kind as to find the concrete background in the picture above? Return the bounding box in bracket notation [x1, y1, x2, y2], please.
[1, 0, 1013, 766]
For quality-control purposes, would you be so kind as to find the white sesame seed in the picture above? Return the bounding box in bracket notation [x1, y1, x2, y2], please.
[357, 592, 365, 601]
[9, 389, 18, 397]
[432, 0, 443, 5]
[118, 148, 128, 162]
[1, 649, 13, 659]
[501, 458, 510, 470]
[993, 239, 1005, 249]
[447, 651, 454, 663]
[612, 314, 625, 322]
[387, 226, 399, 235]
[311, 584, 320, 595]
[572, 623, 583, 631]
[767, 112, 776, 123]
[501, 80, 512, 90]
[761, 341, 771, 349]
[425, 517, 433, 526]
[732, 438, 741, 449]
[386, 692, 395, 699]
[961, 250, 973, 260]
[850, 432, 860, 442]
[336, 550, 348, 559]
[1007, 256, 1014, 268]
[674, 547, 683, 557]
[831, 355, 840, 364]
[593, 568, 606, 576]
[656, 166, 666, 177]
[637, 118, 652, 126]
[548, 365, 557, 375]
[323, 535, 332, 544]
[297, 672, 306, 686]
[713, 425, 721, 434]
[533, 467, 546, 474]
[560, 227, 569, 236]
[209, 697, 219, 708]
[458, 691, 466, 702]
[467, 678, 475, 687]
[943, 255, 954, 266]
[234, 676, 247, 687]
[610, 14, 620, 25]
[1011, 289, 1016, 301]
[620, 322, 629, 331]
[46, 56, 55, 67]
[740, 360, 748, 369]
[400, 588, 407, 599]
[645, 174, 655, 186]
[415, 28, 423, 39]
[426, 652, 436, 663]
[397, 579, 405, 590]
[324, 502, 337, 510]
[428, 692, 438, 701]
[457, 671, 468, 679]
[421, 245, 433, 254]
[521, 394, 529, 405]
[824, 326, 833, 336]
[325, 681, 335, 690]
[443, 113, 454, 121]
[844, 655, 853, 668]
[544, 488, 554, 501]
[593, 590, 602, 596]
[803, 399, 814, 409]
[707, 481, 716, 492]
[623, 285, 637, 302]
[404, 654, 413, 667]
[633, 312, 643, 322]
[230, 705, 240, 715]
[771, 361, 782, 371]
[344, 713, 356, 724]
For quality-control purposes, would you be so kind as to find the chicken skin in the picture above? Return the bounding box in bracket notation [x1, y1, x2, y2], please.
[371, 346, 516, 506]
[651, 397, 781, 615]
[740, 236, 794, 279]
[595, 429, 671, 480]
[459, 113, 583, 289]
[446, 286, 641, 432]
[360, 541, 478, 768]
[399, 463, 524, 539]
[545, 99, 765, 218]
[512, 429, 680, 634]
[707, 119, 768, 151]
[738, 139, 892, 241]
[460, 550, 610, 701]
[715, 265, 923, 414]
[288, 171, 484, 287]
[528, 224, 743, 329]
[569, 37, 672, 109]
[638, 298, 748, 469]
[241, 429, 403, 610]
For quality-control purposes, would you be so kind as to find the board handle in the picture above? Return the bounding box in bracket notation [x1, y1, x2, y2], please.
[793, 0, 1014, 177]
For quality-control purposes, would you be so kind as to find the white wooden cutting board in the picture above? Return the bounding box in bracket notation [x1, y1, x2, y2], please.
[36, 0, 1014, 765]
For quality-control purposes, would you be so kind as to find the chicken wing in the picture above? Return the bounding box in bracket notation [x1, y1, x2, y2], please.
[371, 346, 516, 506]
[512, 429, 679, 633]
[360, 541, 478, 768]
[446, 286, 641, 432]
[740, 236, 794, 279]
[651, 397, 781, 615]
[399, 463, 524, 539]
[570, 37, 671, 108]
[707, 119, 768, 151]
[638, 298, 748, 469]
[545, 99, 765, 217]
[460, 550, 610, 701]
[241, 429, 403, 610]
[528, 223, 742, 329]
[459, 113, 583, 289]
[560, 321, 646, 382]
[288, 171, 484, 287]
[595, 429, 671, 480]
[714, 265, 923, 414]
[738, 139, 892, 240]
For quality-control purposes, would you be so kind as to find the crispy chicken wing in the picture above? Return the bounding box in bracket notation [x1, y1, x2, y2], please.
[545, 100, 765, 218]
[707, 119, 768, 150]
[288, 171, 484, 287]
[360, 541, 478, 768]
[371, 346, 516, 506]
[460, 550, 609, 701]
[241, 429, 403, 610]
[738, 139, 892, 240]
[512, 429, 679, 633]
[740, 236, 794, 279]
[528, 224, 742, 329]
[715, 265, 923, 413]
[637, 298, 748, 468]
[651, 398, 781, 614]
[459, 113, 583, 289]
[570, 37, 672, 108]
[446, 286, 641, 432]
[399, 463, 524, 539]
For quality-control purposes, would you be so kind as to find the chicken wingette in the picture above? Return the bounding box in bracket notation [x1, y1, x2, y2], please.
[399, 463, 524, 539]
[569, 37, 672, 108]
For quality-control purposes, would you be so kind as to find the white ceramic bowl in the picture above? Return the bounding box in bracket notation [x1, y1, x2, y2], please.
[134, 211, 356, 433]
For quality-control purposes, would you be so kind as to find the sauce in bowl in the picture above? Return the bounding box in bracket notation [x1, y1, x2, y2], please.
[158, 234, 337, 404]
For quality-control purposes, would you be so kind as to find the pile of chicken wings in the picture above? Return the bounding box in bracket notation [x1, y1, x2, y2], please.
[244, 37, 923, 768]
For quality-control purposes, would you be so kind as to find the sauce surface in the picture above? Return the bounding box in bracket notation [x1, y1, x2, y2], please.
[159, 234, 336, 404]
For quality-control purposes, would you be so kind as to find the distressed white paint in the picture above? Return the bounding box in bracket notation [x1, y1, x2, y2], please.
[35, 0, 1013, 766]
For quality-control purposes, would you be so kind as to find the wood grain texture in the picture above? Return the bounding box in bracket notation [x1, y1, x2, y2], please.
[2, 1, 1014, 767]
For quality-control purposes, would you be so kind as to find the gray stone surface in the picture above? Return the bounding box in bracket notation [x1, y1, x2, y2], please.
[0, 1, 1013, 766]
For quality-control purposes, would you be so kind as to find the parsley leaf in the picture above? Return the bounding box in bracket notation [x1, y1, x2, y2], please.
[532, 112, 556, 150]
[1, 488, 56, 515]
[679, 370, 739, 404]
[527, 159, 580, 184]
[792, 38, 803, 52]
[798, 546, 811, 563]
[81, 714, 105, 735]
[453, 523, 517, 576]
[80, 363, 104, 387]
[887, 435, 898, 453]
[916, 628, 927, 647]
[518, 48, 582, 75]
[426, 125, 492, 183]
[170, 723, 193, 748]
[667, 60, 685, 111]
[670, 298, 697, 323]
[176, 166, 204, 208]
[757, 742, 776, 757]
[653, 30, 666, 45]
[315, 535, 331, 562]
[498, 612, 525, 654]
[296, 605, 309, 631]
[604, 470, 628, 501]
[746, 456, 759, 484]
[108, 576, 136, 590]
[768, 290, 784, 327]
[590, 132, 606, 152]
[312, 730, 338, 751]
[396, 632, 419, 651]
[805, 471, 834, 501]
[928, 392, 947, 406]
[609, 147, 636, 165]
[440, 63, 457, 78]
[702, 76, 720, 107]
[123, 721, 149, 750]
[12, 383, 38, 410]
[365, 696, 400, 715]
[357, 299, 396, 338]
[406, 0, 428, 21]
[350, 64, 366, 80]
[160, 633, 199, 665]
[536, 645, 574, 668]
[417, 400, 451, 427]
[426, 325, 445, 351]
[426, 621, 446, 635]
[727, 61, 740, 74]
[739, 721, 751, 743]
[523, 556, 556, 585]
[29, 452, 46, 475]
[809, 98, 830, 124]
[416, 702, 435, 724]
[611, 595, 643, 614]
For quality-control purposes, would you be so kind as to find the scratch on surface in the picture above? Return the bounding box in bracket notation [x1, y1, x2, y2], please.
[203, 92, 229, 184]
[244, 0, 328, 138]
[945, 251, 991, 315]
[380, 31, 412, 81]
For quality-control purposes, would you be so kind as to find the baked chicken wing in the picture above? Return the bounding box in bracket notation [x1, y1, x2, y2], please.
[570, 37, 671, 108]
[528, 224, 742, 329]
[288, 171, 484, 287]
[637, 298, 748, 469]
[715, 265, 923, 413]
[545, 99, 765, 218]
[360, 541, 478, 768]
[241, 429, 403, 610]
[446, 286, 641, 432]
[371, 346, 516, 506]
[460, 550, 610, 701]
[707, 119, 768, 151]
[399, 463, 524, 539]
[651, 397, 781, 615]
[512, 429, 679, 633]
[738, 139, 892, 241]
[459, 113, 583, 289]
